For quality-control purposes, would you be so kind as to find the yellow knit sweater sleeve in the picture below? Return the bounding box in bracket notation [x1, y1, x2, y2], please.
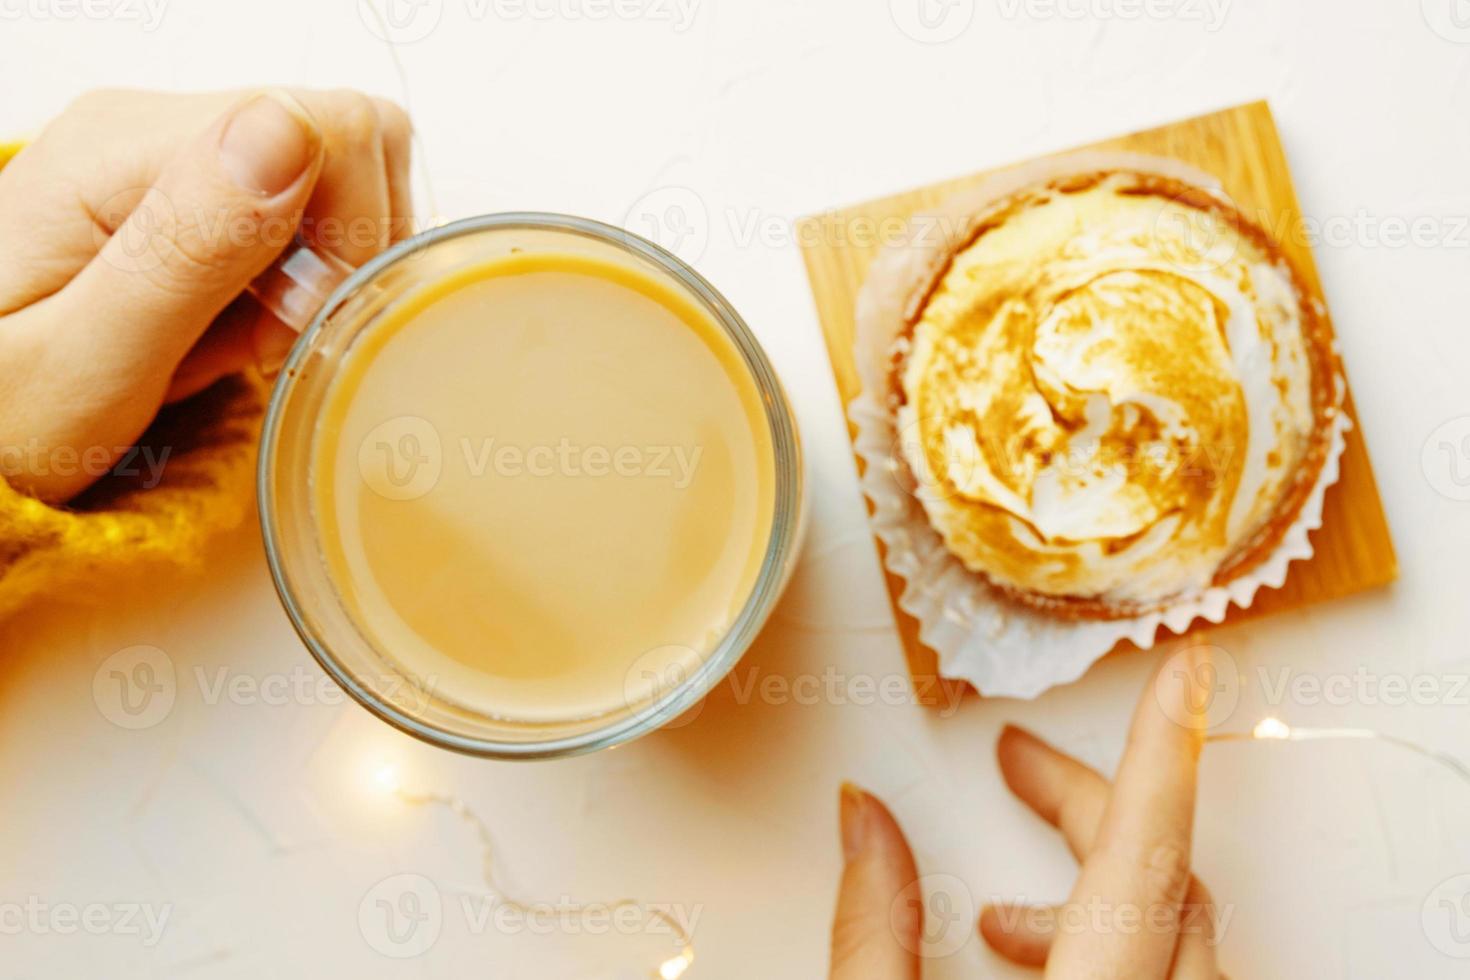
[0, 142, 267, 619]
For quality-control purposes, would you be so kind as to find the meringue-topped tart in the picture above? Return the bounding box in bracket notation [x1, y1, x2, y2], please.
[896, 171, 1338, 617]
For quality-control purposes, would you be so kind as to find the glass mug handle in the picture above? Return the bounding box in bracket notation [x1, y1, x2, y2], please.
[247, 243, 356, 336]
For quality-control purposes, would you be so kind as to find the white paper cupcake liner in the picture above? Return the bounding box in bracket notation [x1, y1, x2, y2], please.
[850, 152, 1350, 699]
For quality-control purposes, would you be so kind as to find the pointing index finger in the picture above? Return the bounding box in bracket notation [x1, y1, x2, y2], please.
[1044, 641, 1216, 977]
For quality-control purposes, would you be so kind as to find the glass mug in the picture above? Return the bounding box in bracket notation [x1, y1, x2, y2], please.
[254, 214, 804, 759]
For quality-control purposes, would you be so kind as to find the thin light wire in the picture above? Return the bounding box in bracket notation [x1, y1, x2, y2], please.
[387, 778, 695, 979]
[1206, 719, 1470, 789]
[360, 0, 444, 227]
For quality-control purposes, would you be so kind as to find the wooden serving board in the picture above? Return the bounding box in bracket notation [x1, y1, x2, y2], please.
[798, 101, 1396, 704]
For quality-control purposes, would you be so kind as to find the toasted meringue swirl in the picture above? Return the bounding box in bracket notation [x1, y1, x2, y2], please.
[898, 172, 1320, 608]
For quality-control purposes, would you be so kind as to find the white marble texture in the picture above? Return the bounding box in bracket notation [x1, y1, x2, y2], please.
[2, 0, 1470, 976]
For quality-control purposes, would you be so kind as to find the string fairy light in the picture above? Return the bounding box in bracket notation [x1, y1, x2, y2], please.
[1207, 718, 1470, 788]
[370, 766, 696, 979]
[360, 0, 448, 232]
[358, 714, 1470, 980]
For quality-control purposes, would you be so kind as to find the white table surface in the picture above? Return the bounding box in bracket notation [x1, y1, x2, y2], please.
[4, 1, 1470, 976]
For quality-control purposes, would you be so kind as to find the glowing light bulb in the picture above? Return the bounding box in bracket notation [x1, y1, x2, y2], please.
[372, 766, 401, 795]
[1252, 717, 1292, 741]
[658, 951, 693, 979]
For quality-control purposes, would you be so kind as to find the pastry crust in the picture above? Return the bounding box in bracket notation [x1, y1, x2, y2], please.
[884, 168, 1342, 621]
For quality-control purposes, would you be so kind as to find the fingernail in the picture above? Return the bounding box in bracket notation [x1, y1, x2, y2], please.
[998, 722, 1042, 751]
[839, 782, 872, 862]
[219, 91, 319, 196]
